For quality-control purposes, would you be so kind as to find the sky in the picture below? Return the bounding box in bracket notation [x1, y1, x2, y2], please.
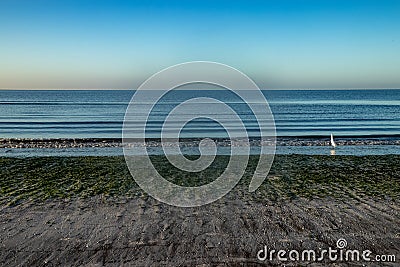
[0, 0, 399, 89]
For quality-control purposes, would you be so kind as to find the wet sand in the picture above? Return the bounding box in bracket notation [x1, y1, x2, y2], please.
[1, 196, 399, 266]
[1, 155, 399, 266]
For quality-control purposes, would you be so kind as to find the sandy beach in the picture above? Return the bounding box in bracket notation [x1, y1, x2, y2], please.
[1, 155, 399, 266]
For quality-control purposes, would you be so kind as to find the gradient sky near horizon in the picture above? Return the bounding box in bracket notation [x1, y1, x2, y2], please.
[0, 0, 399, 89]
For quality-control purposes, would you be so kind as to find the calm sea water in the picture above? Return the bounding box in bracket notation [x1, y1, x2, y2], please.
[0, 89, 399, 139]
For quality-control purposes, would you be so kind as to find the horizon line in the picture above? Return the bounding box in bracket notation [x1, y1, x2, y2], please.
[1, 87, 400, 91]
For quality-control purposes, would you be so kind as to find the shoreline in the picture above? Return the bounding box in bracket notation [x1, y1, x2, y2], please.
[1, 136, 400, 149]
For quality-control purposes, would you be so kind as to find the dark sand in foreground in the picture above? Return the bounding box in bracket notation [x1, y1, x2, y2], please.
[1, 155, 399, 266]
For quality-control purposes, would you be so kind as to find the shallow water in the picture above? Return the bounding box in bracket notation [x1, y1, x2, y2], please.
[1, 145, 399, 157]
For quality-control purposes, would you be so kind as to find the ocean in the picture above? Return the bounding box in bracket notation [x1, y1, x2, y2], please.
[1, 89, 400, 139]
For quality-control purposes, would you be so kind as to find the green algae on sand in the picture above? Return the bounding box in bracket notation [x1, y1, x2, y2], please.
[1, 155, 399, 206]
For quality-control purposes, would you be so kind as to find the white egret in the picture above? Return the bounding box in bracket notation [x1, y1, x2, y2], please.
[330, 133, 337, 148]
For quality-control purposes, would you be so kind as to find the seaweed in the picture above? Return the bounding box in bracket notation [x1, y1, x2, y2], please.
[0, 155, 399, 206]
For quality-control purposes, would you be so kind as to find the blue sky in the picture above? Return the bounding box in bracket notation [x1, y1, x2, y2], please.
[0, 0, 399, 89]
